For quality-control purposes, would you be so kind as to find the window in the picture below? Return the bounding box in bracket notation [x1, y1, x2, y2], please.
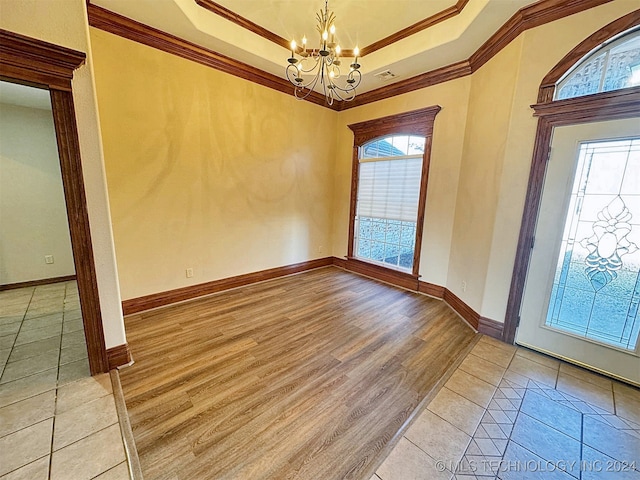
[347, 106, 441, 277]
[545, 138, 640, 350]
[354, 135, 425, 271]
[556, 27, 640, 100]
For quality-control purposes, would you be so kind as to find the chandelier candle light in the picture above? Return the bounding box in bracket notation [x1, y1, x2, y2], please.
[286, 0, 362, 105]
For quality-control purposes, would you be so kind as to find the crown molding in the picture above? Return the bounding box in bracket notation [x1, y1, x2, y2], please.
[87, 0, 615, 111]
[195, 0, 469, 58]
[341, 0, 614, 110]
[361, 0, 469, 56]
[87, 4, 332, 109]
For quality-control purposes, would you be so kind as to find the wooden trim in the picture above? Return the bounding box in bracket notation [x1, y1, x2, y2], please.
[443, 289, 479, 330]
[503, 87, 640, 344]
[361, 0, 469, 56]
[87, 4, 330, 109]
[122, 257, 334, 315]
[341, 0, 613, 110]
[340, 258, 419, 291]
[106, 343, 132, 369]
[87, 0, 609, 112]
[51, 89, 109, 375]
[469, 0, 614, 73]
[1, 29, 109, 375]
[538, 11, 640, 103]
[418, 280, 445, 298]
[346, 106, 441, 278]
[478, 317, 504, 340]
[0, 275, 76, 291]
[109, 370, 143, 480]
[347, 105, 441, 145]
[413, 133, 433, 276]
[342, 61, 472, 110]
[194, 0, 469, 58]
[195, 0, 290, 50]
[0, 29, 85, 91]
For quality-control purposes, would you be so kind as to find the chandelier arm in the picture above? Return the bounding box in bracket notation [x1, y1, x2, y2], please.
[285, 0, 361, 105]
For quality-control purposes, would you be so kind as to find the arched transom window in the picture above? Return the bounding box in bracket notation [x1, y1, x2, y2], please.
[555, 27, 640, 100]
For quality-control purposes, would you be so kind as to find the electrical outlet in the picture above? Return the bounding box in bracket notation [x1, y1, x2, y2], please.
[186, 268, 194, 278]
[462, 281, 467, 293]
[318, 245, 324, 254]
[44, 255, 54, 264]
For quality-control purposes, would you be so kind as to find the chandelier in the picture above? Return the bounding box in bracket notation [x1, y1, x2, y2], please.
[286, 0, 362, 105]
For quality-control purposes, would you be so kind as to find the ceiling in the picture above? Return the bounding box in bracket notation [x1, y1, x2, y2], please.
[90, 0, 539, 94]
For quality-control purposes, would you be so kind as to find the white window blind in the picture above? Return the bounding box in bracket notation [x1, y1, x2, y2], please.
[356, 156, 422, 222]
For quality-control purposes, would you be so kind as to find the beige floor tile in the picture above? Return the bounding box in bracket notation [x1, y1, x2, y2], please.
[62, 319, 83, 334]
[92, 462, 130, 480]
[20, 314, 63, 332]
[557, 373, 614, 413]
[0, 455, 49, 480]
[614, 390, 640, 425]
[50, 424, 126, 480]
[0, 368, 57, 407]
[477, 336, 516, 355]
[405, 409, 471, 465]
[0, 418, 53, 476]
[0, 322, 21, 337]
[57, 358, 89, 386]
[0, 334, 16, 350]
[59, 342, 88, 366]
[444, 369, 496, 408]
[0, 390, 55, 437]
[369, 475, 382, 480]
[507, 355, 558, 388]
[613, 381, 640, 401]
[60, 330, 86, 349]
[7, 336, 61, 364]
[0, 350, 59, 384]
[14, 323, 62, 346]
[0, 348, 10, 365]
[470, 341, 514, 368]
[427, 387, 485, 436]
[376, 437, 450, 480]
[502, 368, 530, 388]
[515, 348, 560, 370]
[56, 373, 112, 414]
[458, 354, 505, 386]
[558, 362, 612, 390]
[53, 394, 119, 450]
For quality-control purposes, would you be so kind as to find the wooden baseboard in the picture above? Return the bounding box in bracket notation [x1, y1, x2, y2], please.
[0, 274, 77, 291]
[418, 280, 445, 298]
[122, 257, 334, 315]
[478, 316, 504, 340]
[338, 257, 419, 291]
[106, 343, 132, 369]
[442, 289, 480, 330]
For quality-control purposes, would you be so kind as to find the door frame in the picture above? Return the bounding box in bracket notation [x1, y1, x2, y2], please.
[503, 11, 640, 344]
[0, 29, 109, 374]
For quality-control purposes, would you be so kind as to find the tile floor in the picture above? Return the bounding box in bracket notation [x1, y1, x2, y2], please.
[0, 283, 131, 479]
[373, 335, 640, 480]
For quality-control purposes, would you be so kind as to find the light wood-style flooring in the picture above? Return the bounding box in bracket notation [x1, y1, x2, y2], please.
[119, 267, 477, 480]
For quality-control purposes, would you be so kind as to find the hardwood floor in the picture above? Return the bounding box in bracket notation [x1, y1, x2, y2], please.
[119, 267, 477, 480]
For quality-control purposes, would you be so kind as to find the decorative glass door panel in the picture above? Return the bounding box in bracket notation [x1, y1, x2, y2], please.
[517, 119, 640, 385]
[546, 139, 640, 351]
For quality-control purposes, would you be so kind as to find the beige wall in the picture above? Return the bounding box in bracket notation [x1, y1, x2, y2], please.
[332, 78, 472, 287]
[0, 0, 126, 349]
[333, 0, 639, 323]
[0, 103, 75, 284]
[80, 0, 639, 330]
[90, 29, 337, 300]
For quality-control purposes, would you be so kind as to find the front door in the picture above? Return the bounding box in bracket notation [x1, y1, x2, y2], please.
[517, 118, 640, 385]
